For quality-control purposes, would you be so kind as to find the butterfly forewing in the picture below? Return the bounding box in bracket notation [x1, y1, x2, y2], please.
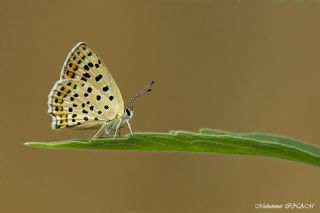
[48, 42, 124, 130]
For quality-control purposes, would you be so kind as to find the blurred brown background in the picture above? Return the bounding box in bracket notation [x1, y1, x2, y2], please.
[1, 0, 320, 212]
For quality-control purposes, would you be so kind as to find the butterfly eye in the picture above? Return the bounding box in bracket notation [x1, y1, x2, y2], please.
[125, 108, 131, 116]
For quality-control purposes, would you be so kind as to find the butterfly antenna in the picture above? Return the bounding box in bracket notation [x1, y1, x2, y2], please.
[126, 80, 155, 108]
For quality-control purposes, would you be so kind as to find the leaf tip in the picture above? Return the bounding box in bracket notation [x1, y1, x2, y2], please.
[24, 142, 46, 148]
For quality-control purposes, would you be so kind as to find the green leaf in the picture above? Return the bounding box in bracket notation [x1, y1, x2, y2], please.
[25, 128, 320, 167]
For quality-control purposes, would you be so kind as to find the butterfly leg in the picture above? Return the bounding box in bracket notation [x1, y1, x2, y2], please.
[90, 123, 108, 140]
[127, 121, 133, 135]
[113, 120, 122, 141]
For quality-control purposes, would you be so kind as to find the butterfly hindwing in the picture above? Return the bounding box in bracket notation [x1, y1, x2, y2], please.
[48, 42, 125, 130]
[48, 80, 112, 129]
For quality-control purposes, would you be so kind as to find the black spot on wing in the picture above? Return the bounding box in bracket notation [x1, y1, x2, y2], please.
[95, 74, 103, 82]
[102, 86, 109, 92]
[83, 73, 91, 78]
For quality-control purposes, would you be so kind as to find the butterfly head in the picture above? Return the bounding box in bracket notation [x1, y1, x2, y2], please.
[123, 106, 134, 121]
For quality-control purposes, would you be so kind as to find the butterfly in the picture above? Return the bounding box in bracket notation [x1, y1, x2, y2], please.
[48, 42, 155, 140]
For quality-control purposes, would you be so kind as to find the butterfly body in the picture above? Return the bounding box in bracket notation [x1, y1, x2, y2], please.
[48, 42, 154, 139]
[101, 108, 134, 134]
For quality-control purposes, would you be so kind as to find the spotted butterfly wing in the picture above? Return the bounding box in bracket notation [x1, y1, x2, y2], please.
[48, 42, 124, 130]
